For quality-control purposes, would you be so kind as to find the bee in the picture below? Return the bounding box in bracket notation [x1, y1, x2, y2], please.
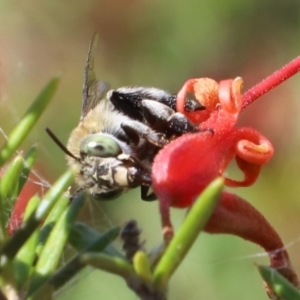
[50, 34, 205, 201]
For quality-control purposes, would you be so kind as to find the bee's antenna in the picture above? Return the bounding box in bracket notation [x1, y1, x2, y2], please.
[45, 127, 80, 161]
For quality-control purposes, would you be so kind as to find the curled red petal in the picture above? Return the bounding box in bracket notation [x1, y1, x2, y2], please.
[235, 127, 274, 165]
[225, 156, 261, 187]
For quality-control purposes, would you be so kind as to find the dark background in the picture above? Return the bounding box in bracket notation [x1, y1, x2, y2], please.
[1, 1, 300, 299]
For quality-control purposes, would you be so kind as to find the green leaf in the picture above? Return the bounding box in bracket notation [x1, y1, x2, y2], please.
[18, 146, 37, 194]
[36, 192, 70, 256]
[69, 222, 122, 257]
[27, 193, 85, 296]
[34, 170, 73, 222]
[0, 155, 23, 241]
[14, 195, 40, 288]
[257, 265, 300, 300]
[46, 226, 120, 291]
[0, 146, 37, 250]
[0, 76, 60, 167]
[0, 155, 23, 202]
[0, 169, 74, 262]
[153, 177, 224, 290]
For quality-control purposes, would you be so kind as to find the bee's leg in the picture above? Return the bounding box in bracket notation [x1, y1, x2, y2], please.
[109, 86, 205, 113]
[121, 121, 167, 148]
[108, 89, 146, 121]
[140, 185, 157, 201]
[121, 124, 141, 144]
[167, 113, 214, 136]
[167, 112, 199, 135]
[109, 87, 174, 109]
[141, 100, 198, 135]
[140, 100, 174, 131]
[128, 165, 152, 185]
[184, 98, 206, 112]
[108, 87, 205, 120]
[123, 120, 167, 148]
[140, 100, 175, 132]
[159, 94, 206, 112]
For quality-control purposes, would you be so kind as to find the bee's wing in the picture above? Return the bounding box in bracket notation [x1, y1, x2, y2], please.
[81, 33, 111, 120]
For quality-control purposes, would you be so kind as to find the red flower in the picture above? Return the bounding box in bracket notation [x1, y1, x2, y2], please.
[152, 57, 300, 299]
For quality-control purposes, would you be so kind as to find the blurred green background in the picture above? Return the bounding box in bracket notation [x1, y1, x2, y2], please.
[1, 1, 300, 299]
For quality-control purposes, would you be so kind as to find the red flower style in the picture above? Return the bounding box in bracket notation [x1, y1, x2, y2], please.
[152, 56, 300, 299]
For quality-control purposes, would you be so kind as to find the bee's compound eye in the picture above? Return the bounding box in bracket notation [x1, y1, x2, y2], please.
[80, 135, 122, 157]
[92, 190, 123, 201]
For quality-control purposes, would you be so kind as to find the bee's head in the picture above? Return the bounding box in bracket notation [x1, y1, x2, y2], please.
[78, 135, 137, 200]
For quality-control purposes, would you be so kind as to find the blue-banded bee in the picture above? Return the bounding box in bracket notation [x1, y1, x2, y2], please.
[52, 34, 205, 201]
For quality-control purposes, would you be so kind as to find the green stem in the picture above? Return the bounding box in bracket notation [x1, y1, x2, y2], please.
[153, 177, 224, 290]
